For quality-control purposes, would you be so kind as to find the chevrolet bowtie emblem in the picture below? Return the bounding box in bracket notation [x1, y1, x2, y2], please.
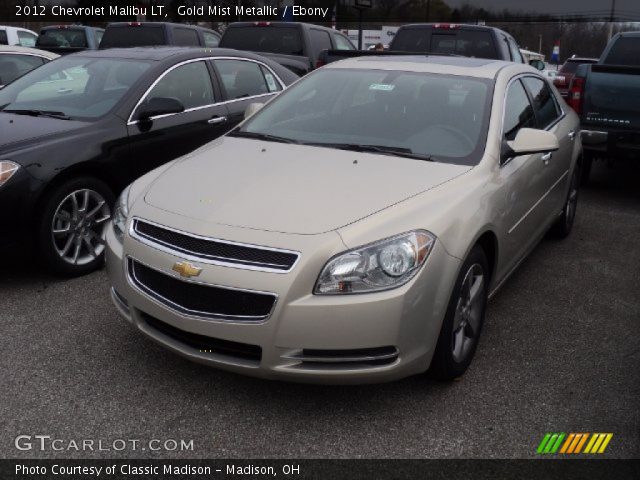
[172, 261, 202, 278]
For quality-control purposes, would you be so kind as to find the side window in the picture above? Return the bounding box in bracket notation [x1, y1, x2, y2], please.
[173, 28, 200, 46]
[259, 65, 282, 93]
[0, 54, 45, 85]
[213, 59, 270, 100]
[309, 29, 332, 56]
[0, 30, 8, 45]
[141, 61, 214, 112]
[334, 34, 355, 51]
[503, 79, 535, 141]
[522, 77, 561, 129]
[18, 31, 38, 47]
[203, 32, 219, 48]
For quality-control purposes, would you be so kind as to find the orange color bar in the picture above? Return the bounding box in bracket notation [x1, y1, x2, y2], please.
[574, 433, 589, 453]
[567, 433, 583, 454]
[560, 434, 576, 454]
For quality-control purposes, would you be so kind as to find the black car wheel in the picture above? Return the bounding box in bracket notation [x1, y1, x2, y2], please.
[550, 166, 579, 239]
[37, 177, 114, 277]
[429, 245, 489, 380]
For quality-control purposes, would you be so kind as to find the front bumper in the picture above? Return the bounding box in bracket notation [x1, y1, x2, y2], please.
[105, 214, 461, 384]
[0, 167, 39, 248]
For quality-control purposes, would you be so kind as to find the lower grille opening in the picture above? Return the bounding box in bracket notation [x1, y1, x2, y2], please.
[288, 346, 398, 367]
[141, 312, 262, 363]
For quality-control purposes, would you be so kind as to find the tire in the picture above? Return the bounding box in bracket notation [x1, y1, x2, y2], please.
[580, 153, 593, 185]
[429, 245, 489, 380]
[550, 166, 579, 239]
[36, 177, 115, 277]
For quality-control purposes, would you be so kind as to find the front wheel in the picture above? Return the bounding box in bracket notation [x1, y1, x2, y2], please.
[36, 177, 114, 277]
[429, 245, 489, 380]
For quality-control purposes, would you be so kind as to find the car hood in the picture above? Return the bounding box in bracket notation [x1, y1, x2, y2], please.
[0, 113, 89, 153]
[144, 137, 471, 235]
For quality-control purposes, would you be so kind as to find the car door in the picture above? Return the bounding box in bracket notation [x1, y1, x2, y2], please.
[521, 76, 572, 214]
[498, 77, 556, 272]
[126, 59, 230, 181]
[211, 58, 284, 127]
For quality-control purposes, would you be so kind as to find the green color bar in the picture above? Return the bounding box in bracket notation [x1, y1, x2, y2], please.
[544, 434, 559, 453]
[550, 433, 566, 453]
[537, 433, 552, 454]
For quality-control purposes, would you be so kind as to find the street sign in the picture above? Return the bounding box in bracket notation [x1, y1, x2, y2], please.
[550, 41, 560, 63]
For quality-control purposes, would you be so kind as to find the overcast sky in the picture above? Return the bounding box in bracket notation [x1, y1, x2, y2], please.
[445, 0, 638, 18]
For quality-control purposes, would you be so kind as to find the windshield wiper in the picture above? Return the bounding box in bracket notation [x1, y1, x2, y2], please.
[3, 109, 71, 120]
[228, 130, 299, 144]
[308, 143, 435, 161]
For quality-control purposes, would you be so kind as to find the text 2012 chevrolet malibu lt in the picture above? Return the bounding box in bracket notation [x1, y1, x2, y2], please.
[106, 57, 582, 383]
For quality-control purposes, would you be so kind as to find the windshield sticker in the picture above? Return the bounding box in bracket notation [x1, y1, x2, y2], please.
[369, 83, 395, 91]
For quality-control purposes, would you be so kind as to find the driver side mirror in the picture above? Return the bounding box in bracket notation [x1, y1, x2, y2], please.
[502, 128, 559, 162]
[244, 102, 264, 120]
[529, 59, 545, 71]
[135, 96, 184, 121]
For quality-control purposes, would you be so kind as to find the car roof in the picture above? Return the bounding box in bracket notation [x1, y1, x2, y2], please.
[326, 55, 522, 79]
[0, 45, 59, 59]
[226, 21, 334, 32]
[71, 46, 275, 62]
[40, 25, 100, 31]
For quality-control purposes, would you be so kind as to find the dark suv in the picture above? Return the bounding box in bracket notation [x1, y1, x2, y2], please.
[100, 22, 220, 49]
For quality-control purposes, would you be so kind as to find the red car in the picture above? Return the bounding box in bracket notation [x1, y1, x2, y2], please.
[553, 56, 598, 98]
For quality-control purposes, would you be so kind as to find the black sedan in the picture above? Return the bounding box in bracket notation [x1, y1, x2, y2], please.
[0, 47, 297, 276]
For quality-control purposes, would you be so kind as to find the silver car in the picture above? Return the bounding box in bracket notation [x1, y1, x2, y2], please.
[106, 56, 582, 383]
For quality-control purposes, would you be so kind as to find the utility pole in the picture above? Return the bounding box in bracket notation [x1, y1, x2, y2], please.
[607, 0, 616, 40]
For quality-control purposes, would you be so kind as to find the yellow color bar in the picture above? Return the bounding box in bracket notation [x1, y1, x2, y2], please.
[560, 433, 575, 454]
[583, 433, 598, 453]
[597, 433, 613, 453]
[590, 433, 606, 453]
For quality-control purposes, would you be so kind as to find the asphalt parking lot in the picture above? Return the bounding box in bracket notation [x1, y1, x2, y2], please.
[1, 160, 639, 460]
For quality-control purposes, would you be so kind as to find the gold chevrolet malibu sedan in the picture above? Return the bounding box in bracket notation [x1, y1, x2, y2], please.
[106, 56, 582, 383]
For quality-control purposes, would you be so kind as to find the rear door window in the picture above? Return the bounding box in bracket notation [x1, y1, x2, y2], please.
[213, 59, 272, 100]
[173, 28, 200, 46]
[18, 30, 38, 47]
[0, 30, 7, 45]
[522, 77, 561, 129]
[141, 61, 214, 112]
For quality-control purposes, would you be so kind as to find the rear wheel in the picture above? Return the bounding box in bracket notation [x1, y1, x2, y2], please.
[36, 177, 114, 277]
[429, 245, 489, 380]
[550, 166, 579, 239]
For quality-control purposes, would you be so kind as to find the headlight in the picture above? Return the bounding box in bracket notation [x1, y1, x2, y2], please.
[314, 230, 436, 295]
[112, 185, 131, 242]
[0, 161, 20, 188]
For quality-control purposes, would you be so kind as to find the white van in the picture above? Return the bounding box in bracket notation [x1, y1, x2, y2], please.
[0, 26, 39, 47]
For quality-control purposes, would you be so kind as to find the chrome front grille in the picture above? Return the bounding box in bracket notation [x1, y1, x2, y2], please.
[131, 219, 299, 273]
[128, 258, 277, 321]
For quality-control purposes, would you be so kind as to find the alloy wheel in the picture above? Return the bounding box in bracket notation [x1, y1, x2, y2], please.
[451, 263, 485, 363]
[51, 189, 111, 265]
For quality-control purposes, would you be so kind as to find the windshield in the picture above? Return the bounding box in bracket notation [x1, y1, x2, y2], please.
[220, 27, 303, 56]
[0, 56, 151, 120]
[239, 68, 492, 165]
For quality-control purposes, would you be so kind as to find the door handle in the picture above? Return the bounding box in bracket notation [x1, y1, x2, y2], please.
[568, 130, 576, 140]
[541, 152, 552, 165]
[208, 116, 227, 125]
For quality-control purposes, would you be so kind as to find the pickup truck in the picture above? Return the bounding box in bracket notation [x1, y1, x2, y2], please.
[35, 25, 103, 55]
[99, 22, 221, 49]
[219, 22, 355, 76]
[569, 32, 640, 182]
[318, 24, 532, 68]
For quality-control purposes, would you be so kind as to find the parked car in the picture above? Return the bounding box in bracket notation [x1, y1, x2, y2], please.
[36, 25, 104, 55]
[0, 47, 297, 276]
[99, 22, 221, 49]
[0, 25, 39, 47]
[105, 56, 581, 383]
[552, 56, 598, 98]
[568, 32, 640, 182]
[219, 21, 355, 75]
[318, 24, 535, 68]
[0, 45, 58, 88]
